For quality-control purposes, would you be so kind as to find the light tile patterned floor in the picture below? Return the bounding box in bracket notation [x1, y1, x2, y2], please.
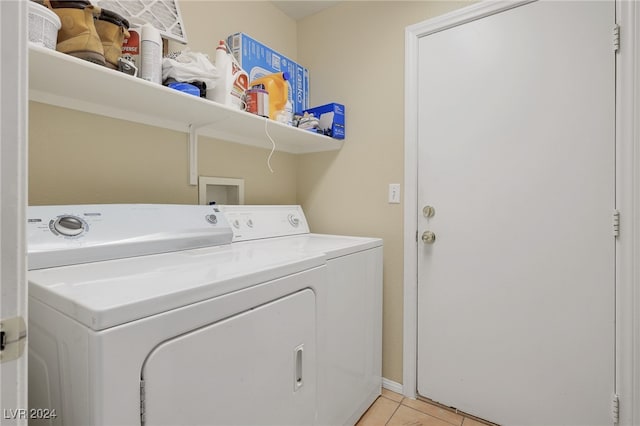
[356, 389, 497, 426]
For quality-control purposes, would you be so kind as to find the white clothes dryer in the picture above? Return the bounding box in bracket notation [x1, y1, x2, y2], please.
[27, 204, 327, 426]
[219, 205, 383, 426]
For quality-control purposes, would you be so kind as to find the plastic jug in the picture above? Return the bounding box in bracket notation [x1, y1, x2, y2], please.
[209, 40, 232, 104]
[209, 40, 247, 110]
[249, 72, 290, 120]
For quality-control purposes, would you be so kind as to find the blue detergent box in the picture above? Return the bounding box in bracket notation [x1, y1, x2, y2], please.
[303, 103, 345, 140]
[227, 32, 309, 114]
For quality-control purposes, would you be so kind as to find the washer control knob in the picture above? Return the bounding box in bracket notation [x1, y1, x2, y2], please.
[205, 214, 218, 224]
[232, 219, 241, 229]
[53, 215, 85, 237]
[246, 219, 254, 228]
[288, 214, 300, 227]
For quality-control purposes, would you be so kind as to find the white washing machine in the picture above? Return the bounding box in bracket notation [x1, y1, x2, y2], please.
[218, 205, 383, 426]
[27, 204, 327, 426]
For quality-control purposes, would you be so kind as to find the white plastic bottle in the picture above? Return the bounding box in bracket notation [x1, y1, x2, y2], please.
[278, 100, 293, 126]
[209, 40, 232, 105]
[140, 23, 162, 84]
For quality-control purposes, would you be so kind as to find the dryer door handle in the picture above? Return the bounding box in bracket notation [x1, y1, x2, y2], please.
[294, 344, 304, 391]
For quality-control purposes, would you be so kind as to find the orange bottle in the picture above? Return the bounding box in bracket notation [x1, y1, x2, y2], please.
[249, 72, 290, 120]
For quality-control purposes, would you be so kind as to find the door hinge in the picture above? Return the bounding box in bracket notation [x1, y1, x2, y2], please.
[612, 393, 620, 423]
[0, 317, 27, 363]
[140, 379, 146, 424]
[613, 209, 620, 238]
[613, 24, 620, 53]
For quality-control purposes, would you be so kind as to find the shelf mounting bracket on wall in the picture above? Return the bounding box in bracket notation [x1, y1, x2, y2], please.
[188, 114, 236, 186]
[189, 124, 198, 186]
[188, 123, 209, 186]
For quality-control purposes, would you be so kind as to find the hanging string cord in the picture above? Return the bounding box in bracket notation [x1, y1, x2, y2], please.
[264, 118, 275, 173]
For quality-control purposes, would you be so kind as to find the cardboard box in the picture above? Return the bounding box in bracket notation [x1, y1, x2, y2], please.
[303, 103, 345, 140]
[227, 32, 309, 114]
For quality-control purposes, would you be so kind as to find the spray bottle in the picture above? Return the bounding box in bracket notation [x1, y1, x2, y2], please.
[139, 23, 162, 84]
[249, 72, 290, 120]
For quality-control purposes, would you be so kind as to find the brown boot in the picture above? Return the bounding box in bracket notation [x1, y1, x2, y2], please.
[94, 9, 130, 70]
[49, 0, 105, 66]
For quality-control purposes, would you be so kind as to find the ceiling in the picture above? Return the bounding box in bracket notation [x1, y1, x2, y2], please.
[271, 1, 341, 20]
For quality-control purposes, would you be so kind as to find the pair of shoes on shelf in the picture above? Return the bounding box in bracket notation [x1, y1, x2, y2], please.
[45, 0, 130, 69]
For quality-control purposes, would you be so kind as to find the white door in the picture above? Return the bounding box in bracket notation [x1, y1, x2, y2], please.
[142, 289, 316, 426]
[0, 0, 28, 424]
[416, 1, 615, 425]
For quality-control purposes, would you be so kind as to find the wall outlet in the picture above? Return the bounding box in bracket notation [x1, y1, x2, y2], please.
[389, 184, 401, 204]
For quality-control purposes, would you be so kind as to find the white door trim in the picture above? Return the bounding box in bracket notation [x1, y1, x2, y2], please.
[0, 0, 28, 422]
[615, 1, 640, 424]
[402, 1, 640, 424]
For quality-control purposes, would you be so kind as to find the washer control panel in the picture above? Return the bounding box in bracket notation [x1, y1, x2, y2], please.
[218, 205, 310, 242]
[27, 204, 233, 270]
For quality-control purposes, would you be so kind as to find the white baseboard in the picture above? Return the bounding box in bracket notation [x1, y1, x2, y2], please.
[382, 377, 403, 395]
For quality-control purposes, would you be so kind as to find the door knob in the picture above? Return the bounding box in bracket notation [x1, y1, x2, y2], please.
[422, 231, 436, 244]
[423, 206, 435, 218]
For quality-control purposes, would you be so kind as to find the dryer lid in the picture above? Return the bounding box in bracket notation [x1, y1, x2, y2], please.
[28, 244, 325, 330]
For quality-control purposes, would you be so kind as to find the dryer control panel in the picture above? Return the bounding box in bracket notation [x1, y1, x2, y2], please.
[27, 204, 233, 270]
[218, 205, 310, 242]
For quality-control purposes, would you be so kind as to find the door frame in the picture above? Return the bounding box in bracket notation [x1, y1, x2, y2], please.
[402, 1, 640, 424]
[0, 0, 28, 423]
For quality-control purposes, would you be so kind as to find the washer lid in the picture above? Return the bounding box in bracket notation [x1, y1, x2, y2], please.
[27, 204, 233, 270]
[28, 244, 325, 331]
[232, 233, 383, 259]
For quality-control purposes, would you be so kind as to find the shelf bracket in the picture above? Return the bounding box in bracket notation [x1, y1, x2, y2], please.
[188, 123, 203, 186]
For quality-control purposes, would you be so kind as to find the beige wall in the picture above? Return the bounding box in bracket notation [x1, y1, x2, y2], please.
[28, 0, 470, 386]
[29, 102, 298, 205]
[295, 1, 471, 384]
[165, 1, 298, 62]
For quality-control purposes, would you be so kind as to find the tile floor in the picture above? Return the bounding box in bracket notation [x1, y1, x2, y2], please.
[356, 389, 497, 426]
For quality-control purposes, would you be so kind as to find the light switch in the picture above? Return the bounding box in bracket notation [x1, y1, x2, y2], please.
[388, 184, 401, 204]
